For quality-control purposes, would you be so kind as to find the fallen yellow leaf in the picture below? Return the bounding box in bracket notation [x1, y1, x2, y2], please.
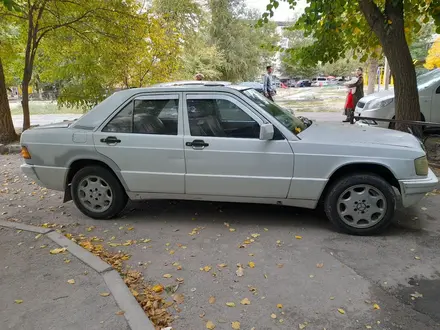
[203, 265, 212, 272]
[173, 293, 185, 304]
[338, 308, 345, 314]
[50, 247, 67, 254]
[169, 250, 175, 255]
[100, 292, 111, 297]
[277, 303, 283, 308]
[108, 243, 121, 247]
[373, 303, 380, 310]
[35, 234, 42, 239]
[206, 320, 216, 329]
[224, 222, 230, 227]
[209, 296, 216, 304]
[172, 262, 180, 266]
[264, 228, 269, 231]
[142, 239, 151, 243]
[248, 261, 255, 268]
[127, 227, 134, 231]
[67, 279, 75, 284]
[226, 302, 236, 307]
[115, 310, 125, 316]
[231, 321, 241, 329]
[229, 228, 236, 232]
[251, 233, 260, 238]
[271, 313, 277, 319]
[295, 235, 302, 239]
[64, 259, 71, 264]
[299, 322, 308, 329]
[414, 256, 421, 260]
[152, 284, 164, 293]
[366, 326, 372, 329]
[14, 299, 23, 304]
[218, 263, 227, 268]
[163, 274, 172, 278]
[236, 266, 244, 277]
[241, 298, 251, 305]
[316, 263, 324, 268]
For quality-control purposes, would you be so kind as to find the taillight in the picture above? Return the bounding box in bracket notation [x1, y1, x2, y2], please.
[21, 146, 31, 159]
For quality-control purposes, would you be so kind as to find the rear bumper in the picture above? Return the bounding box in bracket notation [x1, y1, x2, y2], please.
[399, 169, 438, 207]
[21, 164, 68, 191]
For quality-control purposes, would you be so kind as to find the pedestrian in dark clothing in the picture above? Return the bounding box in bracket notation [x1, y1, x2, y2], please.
[263, 65, 276, 101]
[343, 67, 364, 123]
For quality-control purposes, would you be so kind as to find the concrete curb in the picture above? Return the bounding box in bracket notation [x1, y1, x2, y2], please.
[0, 144, 21, 155]
[0, 220, 156, 330]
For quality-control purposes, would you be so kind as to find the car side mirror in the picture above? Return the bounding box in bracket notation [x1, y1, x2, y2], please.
[259, 123, 274, 140]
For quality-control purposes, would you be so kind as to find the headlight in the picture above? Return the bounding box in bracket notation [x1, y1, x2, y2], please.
[414, 156, 428, 176]
[367, 98, 393, 109]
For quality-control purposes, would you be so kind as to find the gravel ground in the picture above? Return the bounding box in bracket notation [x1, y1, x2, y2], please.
[2, 154, 440, 330]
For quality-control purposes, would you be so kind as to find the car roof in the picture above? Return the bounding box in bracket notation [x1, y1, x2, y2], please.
[152, 80, 232, 87]
[71, 84, 250, 130]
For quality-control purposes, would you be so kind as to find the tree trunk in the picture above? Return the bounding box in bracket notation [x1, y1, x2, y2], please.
[21, 78, 31, 131]
[358, 0, 420, 134]
[0, 58, 18, 144]
[367, 57, 378, 95]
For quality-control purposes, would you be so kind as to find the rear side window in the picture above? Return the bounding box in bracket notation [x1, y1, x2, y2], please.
[103, 99, 178, 135]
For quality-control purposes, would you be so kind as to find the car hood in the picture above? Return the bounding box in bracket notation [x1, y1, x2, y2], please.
[298, 122, 422, 149]
[359, 89, 394, 103]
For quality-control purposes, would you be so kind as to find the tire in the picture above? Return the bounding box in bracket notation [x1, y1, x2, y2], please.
[71, 166, 127, 219]
[324, 173, 396, 235]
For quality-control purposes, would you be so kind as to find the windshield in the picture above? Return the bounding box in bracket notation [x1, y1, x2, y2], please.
[417, 69, 440, 88]
[242, 88, 306, 133]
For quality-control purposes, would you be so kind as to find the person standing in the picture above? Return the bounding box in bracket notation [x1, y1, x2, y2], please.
[263, 65, 276, 101]
[195, 73, 204, 81]
[343, 67, 364, 123]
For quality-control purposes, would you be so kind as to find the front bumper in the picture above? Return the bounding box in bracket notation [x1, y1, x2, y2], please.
[399, 168, 438, 207]
[21, 164, 68, 191]
[354, 108, 389, 128]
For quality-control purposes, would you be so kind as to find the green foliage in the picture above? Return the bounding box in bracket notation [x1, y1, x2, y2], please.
[208, 0, 279, 81]
[260, 0, 438, 65]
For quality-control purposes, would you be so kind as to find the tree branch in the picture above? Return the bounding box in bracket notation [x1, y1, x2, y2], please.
[35, 8, 97, 45]
[357, 0, 386, 41]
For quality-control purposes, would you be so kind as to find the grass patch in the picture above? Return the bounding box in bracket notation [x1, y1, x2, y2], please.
[9, 100, 85, 116]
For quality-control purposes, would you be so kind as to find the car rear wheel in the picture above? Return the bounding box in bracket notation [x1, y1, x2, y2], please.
[71, 166, 127, 219]
[324, 173, 396, 235]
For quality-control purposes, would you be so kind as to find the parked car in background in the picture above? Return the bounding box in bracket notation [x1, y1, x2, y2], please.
[311, 77, 329, 87]
[20, 82, 437, 235]
[355, 69, 440, 128]
[296, 79, 311, 87]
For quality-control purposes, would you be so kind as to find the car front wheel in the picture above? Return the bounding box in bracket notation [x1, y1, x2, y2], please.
[71, 166, 127, 219]
[324, 173, 396, 235]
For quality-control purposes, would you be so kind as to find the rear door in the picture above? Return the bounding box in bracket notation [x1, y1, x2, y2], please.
[183, 92, 294, 198]
[93, 94, 185, 194]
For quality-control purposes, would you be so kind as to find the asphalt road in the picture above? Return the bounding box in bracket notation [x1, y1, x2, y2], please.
[1, 154, 440, 330]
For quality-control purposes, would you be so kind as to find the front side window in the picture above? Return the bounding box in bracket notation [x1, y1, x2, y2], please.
[187, 98, 260, 138]
[103, 98, 178, 135]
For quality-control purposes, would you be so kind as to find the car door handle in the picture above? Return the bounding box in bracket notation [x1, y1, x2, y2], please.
[100, 136, 121, 144]
[186, 140, 209, 148]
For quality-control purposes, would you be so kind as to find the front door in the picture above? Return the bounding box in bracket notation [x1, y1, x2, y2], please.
[183, 93, 294, 198]
[94, 94, 185, 194]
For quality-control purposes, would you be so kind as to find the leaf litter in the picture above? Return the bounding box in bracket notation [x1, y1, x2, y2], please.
[65, 233, 173, 328]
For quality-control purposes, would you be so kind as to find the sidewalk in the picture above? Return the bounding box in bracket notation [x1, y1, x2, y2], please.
[0, 227, 130, 330]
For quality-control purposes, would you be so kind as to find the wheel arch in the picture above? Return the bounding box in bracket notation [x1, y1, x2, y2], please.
[318, 162, 400, 206]
[63, 158, 128, 202]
